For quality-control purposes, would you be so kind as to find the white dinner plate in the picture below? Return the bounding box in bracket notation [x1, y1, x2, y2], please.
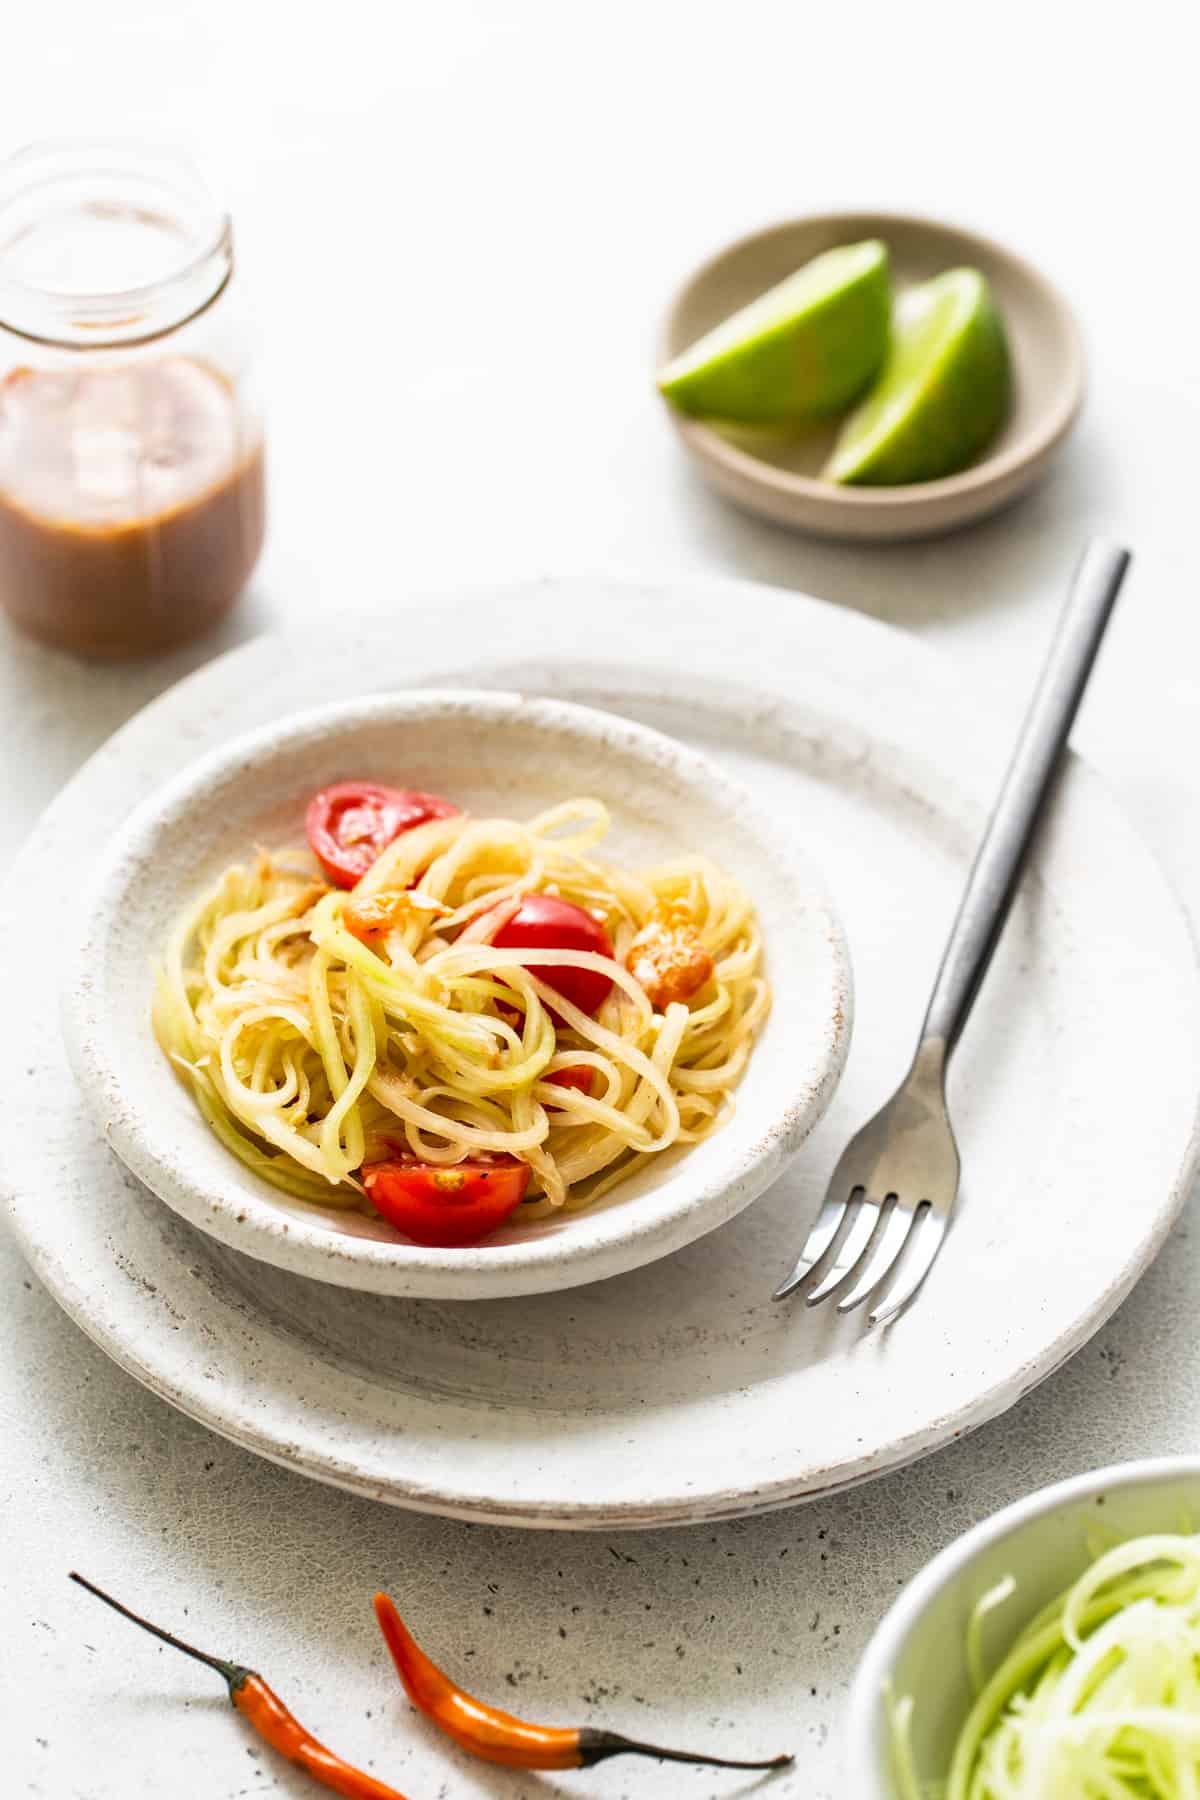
[4, 578, 1199, 1528]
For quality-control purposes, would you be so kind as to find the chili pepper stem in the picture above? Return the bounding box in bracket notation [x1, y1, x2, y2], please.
[69, 1572, 249, 1694]
[373, 1592, 792, 1774]
[577, 1727, 792, 1771]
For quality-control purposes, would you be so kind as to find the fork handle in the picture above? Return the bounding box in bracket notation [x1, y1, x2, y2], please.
[920, 539, 1131, 1057]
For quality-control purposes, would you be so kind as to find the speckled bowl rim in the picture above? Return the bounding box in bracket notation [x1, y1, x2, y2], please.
[656, 208, 1086, 513]
[61, 688, 852, 1298]
[846, 1455, 1200, 1794]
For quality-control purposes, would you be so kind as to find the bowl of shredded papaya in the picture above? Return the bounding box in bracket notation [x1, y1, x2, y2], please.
[63, 688, 851, 1298]
[849, 1456, 1200, 1798]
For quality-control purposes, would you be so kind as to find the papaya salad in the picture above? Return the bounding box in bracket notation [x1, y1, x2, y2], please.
[153, 777, 769, 1246]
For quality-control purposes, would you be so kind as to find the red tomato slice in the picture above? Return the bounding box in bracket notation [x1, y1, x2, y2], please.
[305, 781, 459, 888]
[546, 1065, 594, 1096]
[492, 894, 614, 1015]
[361, 1155, 530, 1247]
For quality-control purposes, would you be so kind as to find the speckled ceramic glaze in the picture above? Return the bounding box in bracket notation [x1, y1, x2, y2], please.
[5, 580, 1199, 1527]
[61, 689, 852, 1299]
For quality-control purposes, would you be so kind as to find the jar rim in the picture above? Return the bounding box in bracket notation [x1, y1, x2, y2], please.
[0, 137, 234, 350]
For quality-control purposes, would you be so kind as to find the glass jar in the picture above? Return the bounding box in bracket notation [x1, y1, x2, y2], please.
[0, 140, 265, 659]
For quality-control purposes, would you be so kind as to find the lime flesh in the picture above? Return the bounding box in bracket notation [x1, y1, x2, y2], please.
[824, 267, 1010, 486]
[658, 239, 891, 426]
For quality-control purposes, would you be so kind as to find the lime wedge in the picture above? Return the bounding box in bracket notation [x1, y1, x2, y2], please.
[824, 267, 1010, 485]
[658, 240, 891, 425]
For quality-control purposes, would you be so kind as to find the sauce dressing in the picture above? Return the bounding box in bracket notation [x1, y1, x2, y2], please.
[0, 356, 264, 657]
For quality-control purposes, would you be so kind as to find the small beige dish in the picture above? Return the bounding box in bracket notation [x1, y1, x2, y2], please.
[658, 211, 1085, 541]
[61, 689, 851, 1301]
[846, 1457, 1200, 1796]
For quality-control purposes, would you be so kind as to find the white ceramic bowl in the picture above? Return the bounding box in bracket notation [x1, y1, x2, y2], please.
[847, 1456, 1200, 1795]
[62, 688, 851, 1299]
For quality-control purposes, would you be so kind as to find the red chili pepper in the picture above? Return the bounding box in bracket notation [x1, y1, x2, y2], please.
[71, 1574, 412, 1800]
[373, 1592, 791, 1773]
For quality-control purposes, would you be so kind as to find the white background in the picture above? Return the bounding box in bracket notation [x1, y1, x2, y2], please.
[3, 4, 1200, 1796]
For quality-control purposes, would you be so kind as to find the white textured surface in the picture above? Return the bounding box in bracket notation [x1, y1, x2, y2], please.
[4, 2, 1200, 1796]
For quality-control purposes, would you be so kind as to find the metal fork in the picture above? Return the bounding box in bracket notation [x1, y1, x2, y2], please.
[774, 540, 1132, 1327]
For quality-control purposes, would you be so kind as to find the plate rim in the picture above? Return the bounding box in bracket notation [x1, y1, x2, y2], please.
[5, 576, 1199, 1528]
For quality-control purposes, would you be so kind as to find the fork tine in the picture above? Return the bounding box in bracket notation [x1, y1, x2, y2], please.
[771, 1186, 861, 1300]
[835, 1200, 923, 1315]
[867, 1206, 946, 1328]
[804, 1194, 890, 1306]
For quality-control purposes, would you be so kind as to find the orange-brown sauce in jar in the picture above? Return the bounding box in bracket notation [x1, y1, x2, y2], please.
[0, 356, 264, 659]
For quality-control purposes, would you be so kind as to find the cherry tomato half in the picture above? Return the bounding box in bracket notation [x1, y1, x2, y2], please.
[492, 894, 614, 1015]
[305, 781, 459, 889]
[362, 1155, 530, 1247]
